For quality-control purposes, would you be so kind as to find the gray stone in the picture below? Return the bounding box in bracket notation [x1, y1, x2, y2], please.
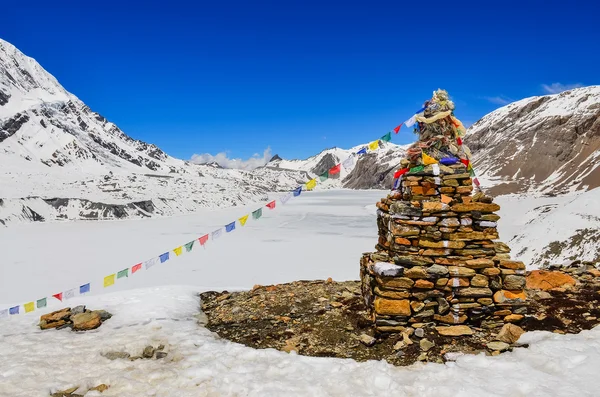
[503, 275, 526, 290]
[155, 351, 168, 359]
[143, 346, 155, 358]
[414, 328, 425, 338]
[487, 341, 510, 351]
[103, 351, 130, 360]
[437, 298, 450, 315]
[427, 264, 449, 277]
[71, 305, 86, 315]
[359, 333, 376, 347]
[420, 338, 435, 352]
[92, 310, 113, 321]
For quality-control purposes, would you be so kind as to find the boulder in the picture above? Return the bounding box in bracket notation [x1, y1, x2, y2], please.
[71, 312, 101, 331]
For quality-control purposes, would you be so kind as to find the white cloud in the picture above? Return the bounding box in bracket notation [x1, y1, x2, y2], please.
[541, 82, 584, 94]
[483, 96, 513, 105]
[190, 147, 273, 170]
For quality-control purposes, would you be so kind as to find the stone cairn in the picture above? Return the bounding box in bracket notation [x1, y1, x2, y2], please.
[360, 90, 528, 333]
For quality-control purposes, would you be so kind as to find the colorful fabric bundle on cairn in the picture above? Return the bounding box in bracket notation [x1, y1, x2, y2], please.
[360, 89, 528, 333]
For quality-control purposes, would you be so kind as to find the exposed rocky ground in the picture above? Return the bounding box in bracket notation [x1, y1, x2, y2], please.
[200, 267, 600, 366]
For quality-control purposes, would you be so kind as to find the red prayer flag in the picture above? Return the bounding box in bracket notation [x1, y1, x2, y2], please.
[52, 293, 63, 302]
[132, 263, 142, 274]
[199, 234, 209, 246]
[329, 164, 341, 175]
[393, 125, 401, 134]
[456, 137, 462, 145]
[460, 159, 470, 167]
[473, 177, 481, 187]
[393, 168, 409, 178]
[266, 200, 276, 209]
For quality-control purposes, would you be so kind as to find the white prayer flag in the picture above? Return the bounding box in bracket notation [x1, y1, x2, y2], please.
[432, 163, 440, 176]
[404, 114, 417, 127]
[144, 257, 158, 270]
[212, 228, 223, 240]
[280, 192, 293, 204]
[64, 288, 76, 300]
[342, 156, 355, 169]
[0, 309, 8, 319]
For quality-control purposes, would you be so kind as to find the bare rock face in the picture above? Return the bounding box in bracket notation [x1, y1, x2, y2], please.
[342, 150, 399, 189]
[467, 86, 600, 195]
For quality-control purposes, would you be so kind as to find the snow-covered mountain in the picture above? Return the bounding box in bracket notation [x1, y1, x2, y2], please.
[468, 86, 600, 195]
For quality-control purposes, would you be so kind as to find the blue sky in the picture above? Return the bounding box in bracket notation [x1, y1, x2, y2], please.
[2, 0, 598, 165]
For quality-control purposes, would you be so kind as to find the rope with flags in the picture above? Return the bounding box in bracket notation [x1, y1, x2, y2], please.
[0, 107, 481, 319]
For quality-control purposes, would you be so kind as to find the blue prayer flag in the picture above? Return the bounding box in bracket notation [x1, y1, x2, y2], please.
[80, 283, 90, 294]
[9, 305, 19, 315]
[159, 252, 170, 263]
[356, 147, 367, 155]
[225, 221, 236, 233]
[293, 186, 302, 197]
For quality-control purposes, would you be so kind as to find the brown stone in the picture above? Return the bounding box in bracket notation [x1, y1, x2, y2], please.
[39, 319, 67, 330]
[71, 312, 102, 331]
[404, 267, 429, 279]
[446, 277, 470, 287]
[450, 203, 501, 213]
[422, 202, 449, 212]
[390, 224, 421, 237]
[494, 309, 512, 316]
[394, 237, 412, 245]
[447, 231, 499, 241]
[465, 258, 495, 269]
[440, 187, 456, 194]
[471, 274, 489, 287]
[494, 241, 510, 253]
[477, 298, 494, 305]
[456, 186, 473, 194]
[455, 287, 493, 297]
[376, 277, 414, 290]
[504, 314, 524, 323]
[499, 260, 526, 270]
[414, 279, 434, 289]
[447, 266, 476, 277]
[503, 275, 526, 290]
[438, 218, 460, 227]
[526, 270, 576, 291]
[435, 278, 449, 287]
[440, 194, 453, 204]
[411, 186, 424, 195]
[418, 239, 465, 249]
[493, 290, 527, 304]
[495, 323, 525, 344]
[435, 325, 473, 336]
[40, 308, 71, 323]
[374, 287, 411, 299]
[374, 297, 411, 316]
[443, 173, 471, 180]
[482, 268, 501, 277]
[434, 313, 468, 324]
[411, 301, 425, 312]
[422, 248, 452, 256]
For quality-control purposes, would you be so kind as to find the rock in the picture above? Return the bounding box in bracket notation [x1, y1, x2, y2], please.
[40, 319, 67, 330]
[71, 312, 101, 331]
[493, 290, 527, 304]
[71, 305, 86, 315]
[92, 310, 112, 321]
[414, 279, 434, 289]
[436, 298, 450, 314]
[51, 386, 81, 397]
[447, 266, 476, 277]
[437, 218, 460, 227]
[447, 231, 499, 241]
[374, 287, 410, 299]
[504, 314, 524, 323]
[420, 338, 435, 352]
[419, 239, 465, 249]
[471, 274, 489, 287]
[41, 308, 71, 323]
[487, 341, 510, 351]
[434, 313, 467, 324]
[503, 275, 526, 290]
[450, 203, 500, 213]
[482, 267, 501, 277]
[422, 202, 449, 212]
[393, 341, 405, 350]
[414, 328, 425, 338]
[404, 267, 429, 279]
[526, 270, 576, 291]
[435, 325, 473, 336]
[422, 248, 452, 256]
[359, 333, 376, 347]
[465, 258, 495, 269]
[376, 277, 414, 289]
[495, 323, 525, 344]
[103, 351, 130, 360]
[427, 264, 449, 277]
[89, 384, 109, 392]
[143, 345, 155, 358]
[394, 255, 434, 267]
[373, 262, 404, 277]
[374, 297, 411, 316]
[499, 260, 526, 270]
[156, 351, 168, 359]
[411, 301, 425, 312]
[494, 241, 511, 253]
[534, 291, 552, 300]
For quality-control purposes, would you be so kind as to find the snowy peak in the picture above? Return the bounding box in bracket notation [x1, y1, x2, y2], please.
[468, 86, 600, 195]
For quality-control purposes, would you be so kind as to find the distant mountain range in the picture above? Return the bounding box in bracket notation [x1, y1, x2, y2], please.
[1, 38, 598, 266]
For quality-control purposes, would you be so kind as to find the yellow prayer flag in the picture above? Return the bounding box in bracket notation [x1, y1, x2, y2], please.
[173, 246, 183, 256]
[239, 214, 249, 226]
[368, 140, 379, 151]
[104, 274, 115, 288]
[305, 179, 317, 191]
[422, 152, 438, 165]
[24, 302, 35, 313]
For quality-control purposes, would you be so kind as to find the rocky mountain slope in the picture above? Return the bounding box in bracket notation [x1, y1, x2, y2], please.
[467, 86, 600, 195]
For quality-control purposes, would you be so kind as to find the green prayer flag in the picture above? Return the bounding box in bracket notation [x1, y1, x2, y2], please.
[117, 268, 129, 279]
[37, 298, 47, 309]
[184, 241, 195, 252]
[319, 172, 329, 182]
[381, 132, 392, 142]
[252, 208, 262, 220]
[469, 168, 476, 177]
[409, 165, 425, 174]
